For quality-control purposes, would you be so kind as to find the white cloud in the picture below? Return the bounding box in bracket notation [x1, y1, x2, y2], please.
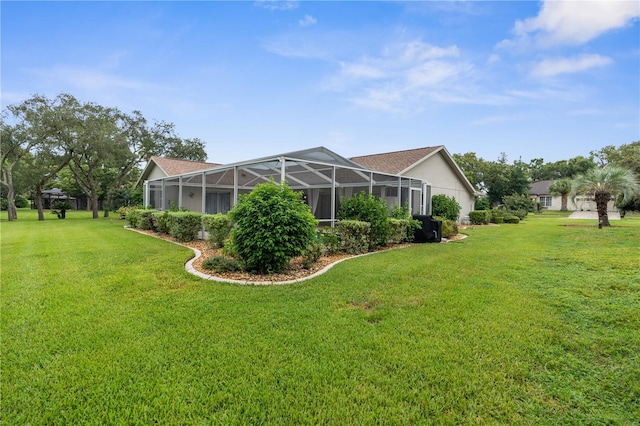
[332, 40, 471, 111]
[513, 0, 640, 46]
[254, 0, 299, 11]
[530, 54, 613, 77]
[470, 115, 518, 126]
[41, 66, 161, 91]
[299, 14, 317, 27]
[487, 54, 500, 65]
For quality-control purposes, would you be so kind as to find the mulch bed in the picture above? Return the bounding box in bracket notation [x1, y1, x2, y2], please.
[129, 228, 464, 283]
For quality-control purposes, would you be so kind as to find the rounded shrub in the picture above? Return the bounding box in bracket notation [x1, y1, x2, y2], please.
[202, 213, 233, 248]
[434, 216, 459, 239]
[337, 192, 389, 248]
[228, 180, 318, 274]
[169, 211, 202, 242]
[14, 196, 29, 208]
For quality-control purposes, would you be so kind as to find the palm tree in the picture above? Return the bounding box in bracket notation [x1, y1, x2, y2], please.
[572, 165, 640, 227]
[549, 178, 572, 211]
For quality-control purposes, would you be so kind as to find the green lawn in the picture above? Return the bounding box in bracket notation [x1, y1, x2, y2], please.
[2, 209, 639, 424]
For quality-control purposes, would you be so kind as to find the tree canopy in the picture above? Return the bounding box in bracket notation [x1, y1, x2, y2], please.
[1, 93, 208, 220]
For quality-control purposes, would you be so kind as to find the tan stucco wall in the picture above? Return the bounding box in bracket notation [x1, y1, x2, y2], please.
[402, 152, 475, 221]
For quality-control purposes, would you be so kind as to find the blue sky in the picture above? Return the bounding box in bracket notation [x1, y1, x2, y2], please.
[2, 1, 639, 164]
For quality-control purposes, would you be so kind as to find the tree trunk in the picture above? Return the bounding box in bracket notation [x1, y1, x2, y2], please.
[34, 188, 45, 221]
[2, 165, 18, 221]
[6, 184, 17, 221]
[560, 194, 568, 212]
[594, 190, 611, 227]
[91, 190, 99, 219]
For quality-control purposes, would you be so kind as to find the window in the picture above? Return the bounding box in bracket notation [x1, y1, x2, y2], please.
[539, 196, 553, 207]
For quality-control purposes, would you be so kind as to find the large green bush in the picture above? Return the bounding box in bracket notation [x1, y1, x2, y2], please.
[202, 213, 233, 248]
[432, 194, 461, 222]
[502, 194, 534, 219]
[337, 192, 389, 248]
[228, 181, 318, 274]
[169, 212, 203, 242]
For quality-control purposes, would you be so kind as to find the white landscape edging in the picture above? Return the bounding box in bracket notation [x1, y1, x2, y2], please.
[127, 226, 464, 285]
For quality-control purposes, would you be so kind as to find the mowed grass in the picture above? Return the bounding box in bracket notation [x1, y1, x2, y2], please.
[2, 209, 639, 424]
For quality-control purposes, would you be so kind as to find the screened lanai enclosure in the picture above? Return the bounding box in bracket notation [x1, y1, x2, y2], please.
[143, 147, 431, 226]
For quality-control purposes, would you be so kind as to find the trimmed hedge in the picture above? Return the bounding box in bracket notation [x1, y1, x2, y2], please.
[169, 212, 203, 242]
[129, 209, 157, 230]
[504, 215, 520, 224]
[469, 210, 490, 225]
[387, 218, 410, 244]
[337, 220, 371, 254]
[202, 213, 233, 248]
[434, 216, 459, 239]
[337, 192, 389, 248]
[152, 211, 173, 234]
[318, 228, 341, 255]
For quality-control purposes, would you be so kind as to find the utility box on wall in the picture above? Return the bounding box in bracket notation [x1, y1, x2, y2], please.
[412, 215, 442, 243]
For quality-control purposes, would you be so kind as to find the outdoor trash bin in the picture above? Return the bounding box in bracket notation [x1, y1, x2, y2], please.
[412, 215, 442, 243]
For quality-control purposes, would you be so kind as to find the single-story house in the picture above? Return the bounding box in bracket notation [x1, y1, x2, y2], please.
[140, 146, 477, 225]
[350, 146, 476, 221]
[137, 156, 221, 183]
[528, 180, 618, 211]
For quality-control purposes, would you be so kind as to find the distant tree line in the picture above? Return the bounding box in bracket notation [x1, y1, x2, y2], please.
[453, 141, 640, 212]
[2, 93, 638, 222]
[1, 93, 207, 221]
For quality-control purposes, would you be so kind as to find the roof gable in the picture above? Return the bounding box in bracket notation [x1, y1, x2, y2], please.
[151, 156, 220, 176]
[529, 180, 555, 195]
[350, 146, 442, 175]
[137, 156, 220, 186]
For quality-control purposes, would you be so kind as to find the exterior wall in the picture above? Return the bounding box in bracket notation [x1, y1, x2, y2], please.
[147, 165, 168, 181]
[403, 153, 475, 221]
[533, 195, 618, 211]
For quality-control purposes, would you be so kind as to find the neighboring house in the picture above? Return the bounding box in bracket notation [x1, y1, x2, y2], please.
[528, 180, 561, 210]
[350, 146, 477, 221]
[528, 180, 618, 211]
[141, 146, 476, 224]
[31, 188, 77, 210]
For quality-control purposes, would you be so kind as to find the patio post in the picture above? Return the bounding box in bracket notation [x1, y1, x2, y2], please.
[331, 166, 336, 227]
[201, 171, 206, 214]
[178, 176, 183, 209]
